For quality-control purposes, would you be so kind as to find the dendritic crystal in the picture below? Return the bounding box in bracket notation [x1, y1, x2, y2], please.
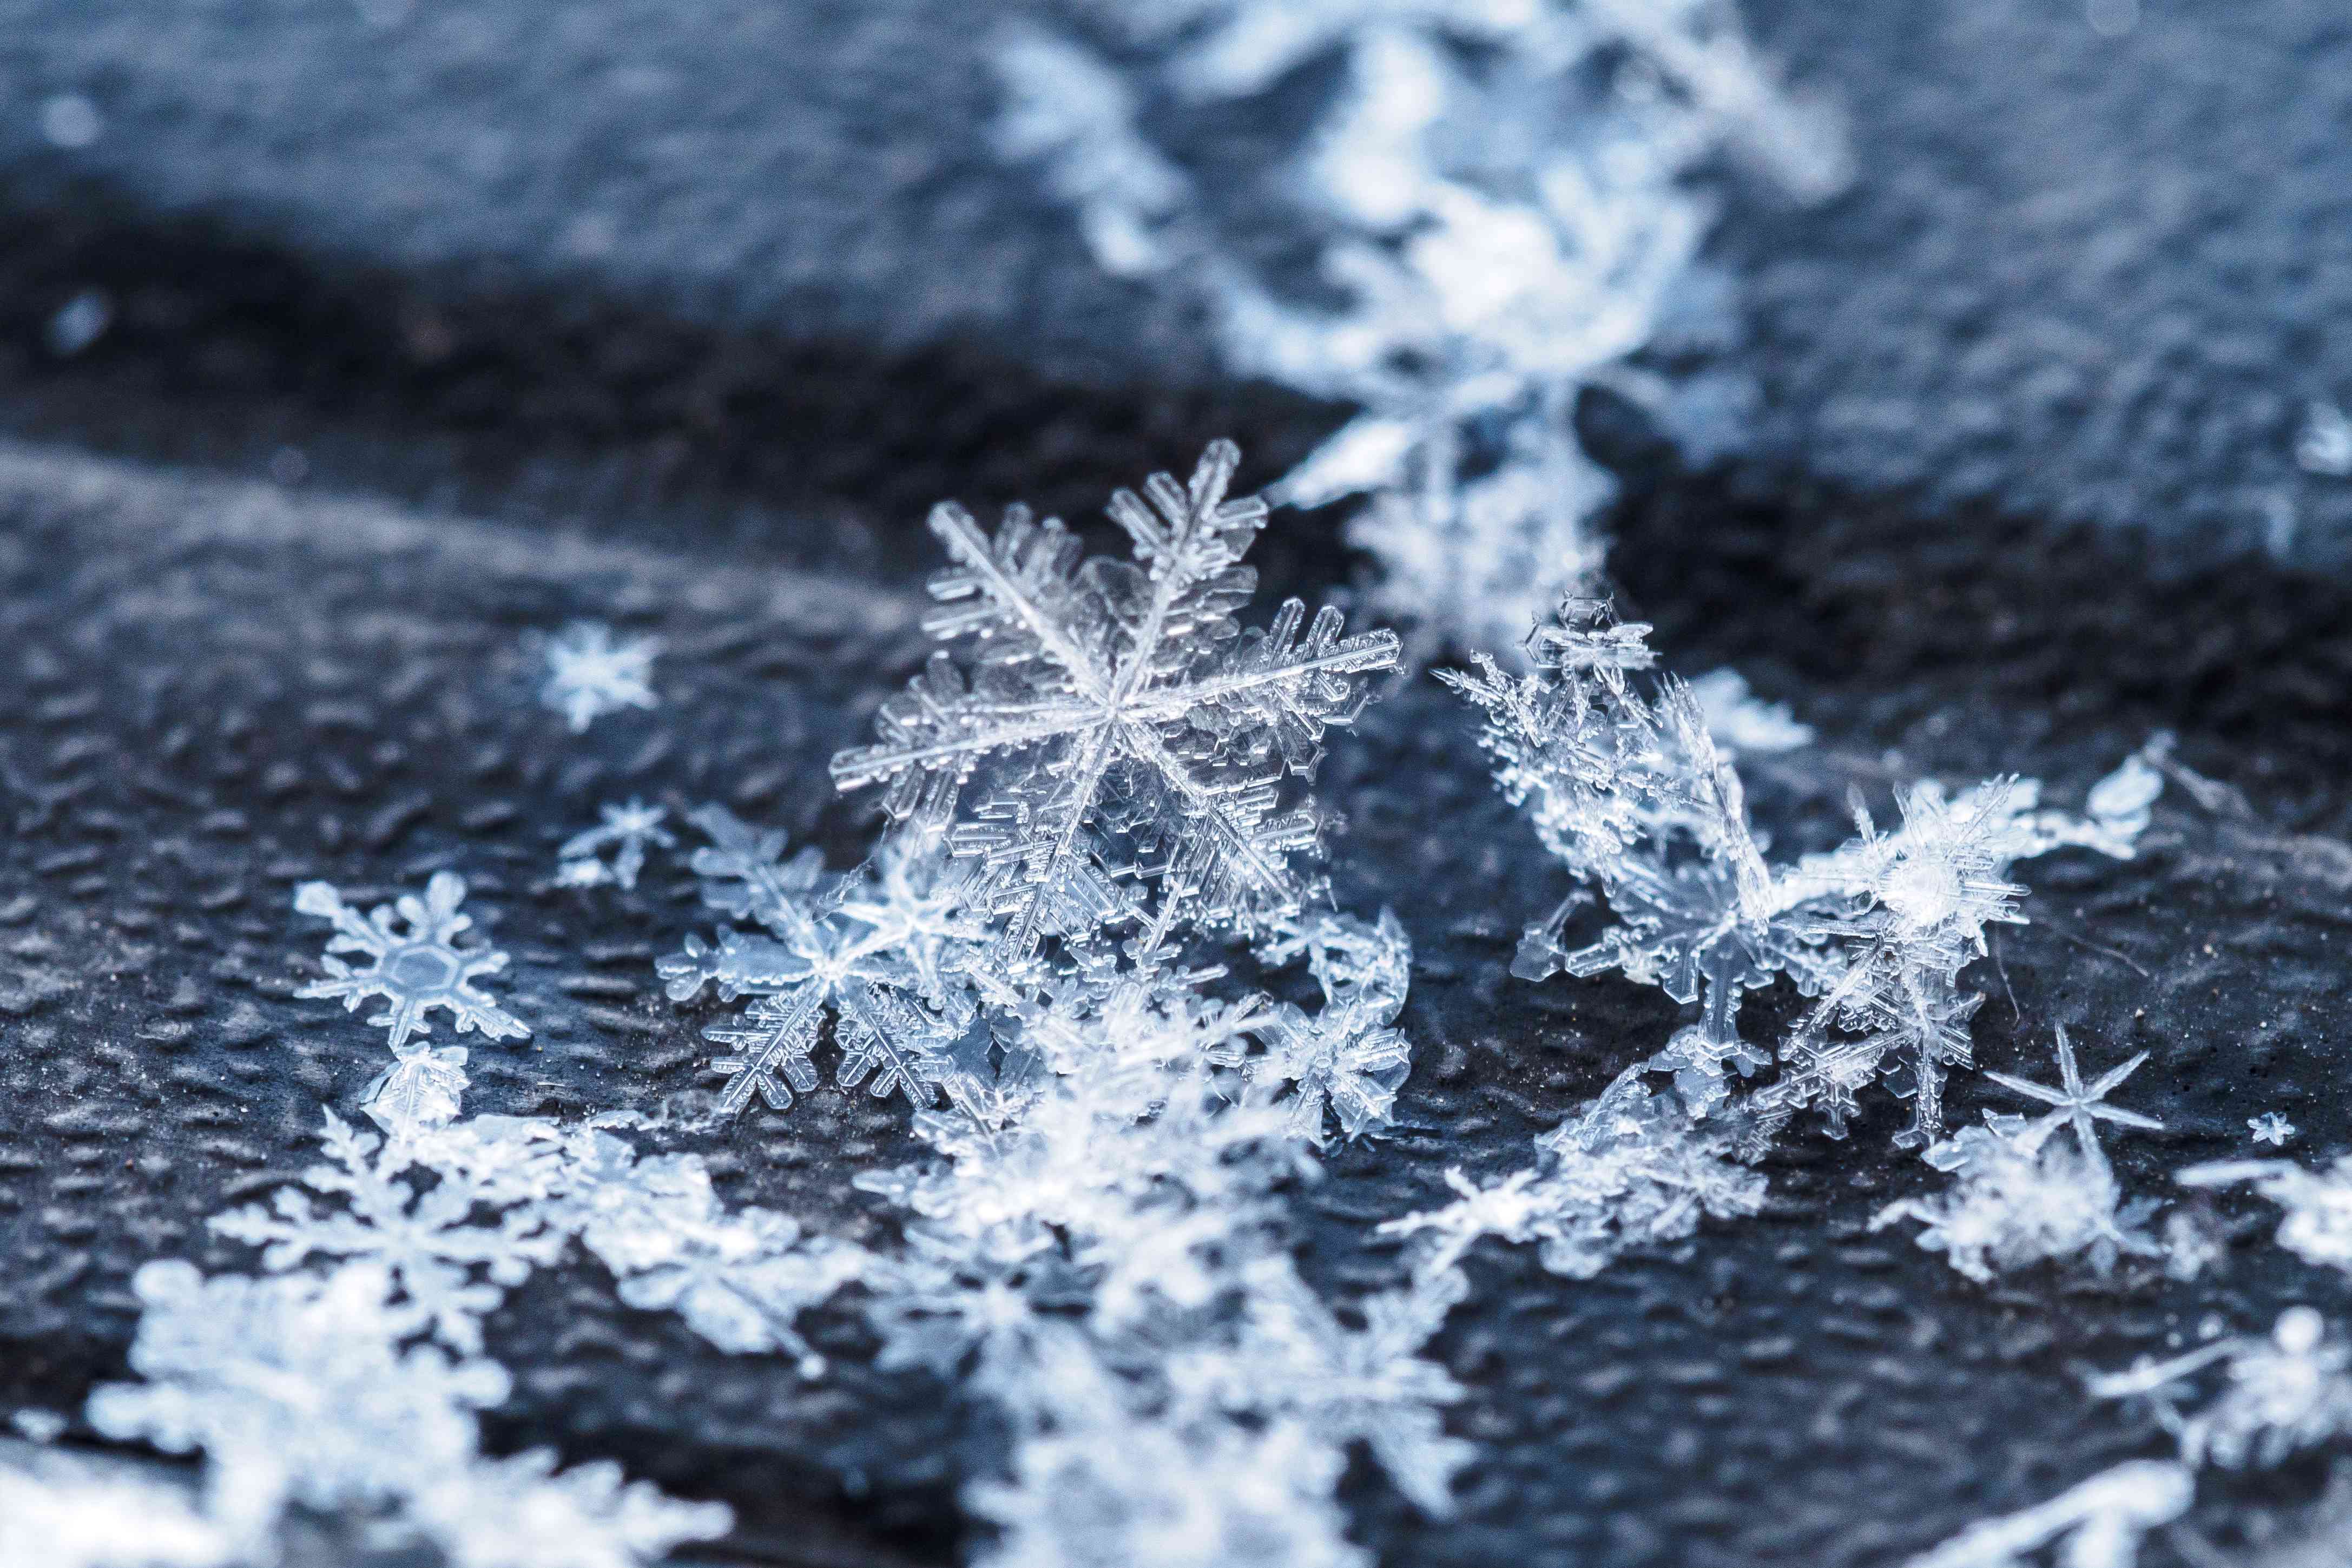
[294, 873, 531, 1055]
[556, 798, 676, 891]
[831, 442, 1399, 961]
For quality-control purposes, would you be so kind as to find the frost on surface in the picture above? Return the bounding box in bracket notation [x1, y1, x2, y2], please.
[293, 873, 531, 1055]
[829, 442, 1399, 962]
[2178, 1156, 2352, 1276]
[1873, 1029, 2163, 1282]
[557, 798, 676, 891]
[990, 1, 1848, 660]
[536, 621, 661, 734]
[1380, 1065, 1765, 1283]
[2090, 1307, 2352, 1472]
[1902, 1460, 2193, 1568]
[1446, 597, 2159, 1149]
[658, 805, 987, 1117]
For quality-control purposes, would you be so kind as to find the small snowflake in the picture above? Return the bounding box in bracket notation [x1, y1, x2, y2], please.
[556, 798, 676, 891]
[1980, 1026, 2163, 1178]
[2249, 1111, 2297, 1147]
[536, 621, 661, 734]
[2179, 1155, 2352, 1276]
[2092, 1307, 2352, 1472]
[293, 873, 531, 1054]
[658, 806, 971, 1117]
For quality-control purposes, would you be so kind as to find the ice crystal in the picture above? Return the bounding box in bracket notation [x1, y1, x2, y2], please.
[1688, 667, 1814, 757]
[536, 621, 661, 733]
[1450, 597, 2158, 1148]
[2178, 1156, 2352, 1276]
[294, 873, 530, 1054]
[1381, 1065, 1765, 1282]
[361, 1042, 472, 1141]
[2249, 1111, 2299, 1147]
[1250, 909, 1415, 1143]
[2091, 1307, 2352, 1472]
[658, 805, 979, 1116]
[1902, 1460, 2192, 1568]
[991, 2, 1847, 659]
[1873, 1030, 2163, 1282]
[211, 1109, 565, 1353]
[556, 798, 675, 890]
[830, 442, 1399, 960]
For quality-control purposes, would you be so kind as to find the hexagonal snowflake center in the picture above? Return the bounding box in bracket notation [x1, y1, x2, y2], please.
[387, 943, 463, 993]
[1881, 854, 1962, 928]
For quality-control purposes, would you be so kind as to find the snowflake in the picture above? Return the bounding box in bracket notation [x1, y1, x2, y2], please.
[1380, 1067, 1765, 1282]
[210, 1110, 565, 1353]
[2091, 1308, 2352, 1472]
[2178, 1156, 2352, 1276]
[657, 806, 973, 1116]
[293, 873, 531, 1054]
[536, 621, 661, 734]
[1181, 1260, 1472, 1516]
[1251, 909, 1416, 1144]
[1979, 1026, 2162, 1178]
[415, 1449, 732, 1568]
[1872, 1034, 2166, 1286]
[556, 798, 675, 890]
[85, 1261, 511, 1538]
[830, 442, 1399, 960]
[2248, 1111, 2298, 1147]
[1902, 1460, 2192, 1568]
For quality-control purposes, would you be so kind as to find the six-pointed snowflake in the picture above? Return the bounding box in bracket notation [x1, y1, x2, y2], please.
[556, 797, 676, 890]
[831, 441, 1400, 961]
[537, 621, 662, 734]
[294, 873, 531, 1054]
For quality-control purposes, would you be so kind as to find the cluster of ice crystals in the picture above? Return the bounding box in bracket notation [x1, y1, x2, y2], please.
[829, 442, 1398, 963]
[991, 2, 1846, 660]
[536, 621, 661, 734]
[294, 872, 531, 1055]
[1449, 597, 2159, 1152]
[1381, 1064, 1764, 1283]
[2178, 1155, 2352, 1276]
[658, 805, 987, 1117]
[2091, 1307, 2352, 1472]
[1872, 1029, 2163, 1282]
[556, 798, 675, 890]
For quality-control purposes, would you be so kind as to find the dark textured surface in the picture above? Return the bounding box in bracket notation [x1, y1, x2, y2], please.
[0, 440, 2348, 1567]
[2, 1, 2349, 567]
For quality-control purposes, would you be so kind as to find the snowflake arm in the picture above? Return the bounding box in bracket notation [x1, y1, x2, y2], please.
[293, 875, 530, 1053]
[699, 989, 826, 1117]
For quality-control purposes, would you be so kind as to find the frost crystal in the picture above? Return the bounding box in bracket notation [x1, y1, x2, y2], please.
[1251, 909, 1415, 1144]
[557, 798, 675, 890]
[362, 1043, 472, 1141]
[294, 873, 531, 1055]
[2090, 1307, 2352, 1472]
[830, 442, 1399, 960]
[2178, 1156, 2352, 1276]
[2248, 1111, 2298, 1148]
[1873, 1030, 2163, 1282]
[210, 1109, 564, 1353]
[1381, 1065, 1765, 1283]
[536, 621, 661, 733]
[1902, 1460, 2192, 1568]
[1448, 597, 2158, 1149]
[658, 805, 980, 1117]
[991, 2, 1847, 659]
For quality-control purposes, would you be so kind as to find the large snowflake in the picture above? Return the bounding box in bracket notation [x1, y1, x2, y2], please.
[657, 806, 979, 1117]
[830, 441, 1400, 961]
[293, 874, 531, 1055]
